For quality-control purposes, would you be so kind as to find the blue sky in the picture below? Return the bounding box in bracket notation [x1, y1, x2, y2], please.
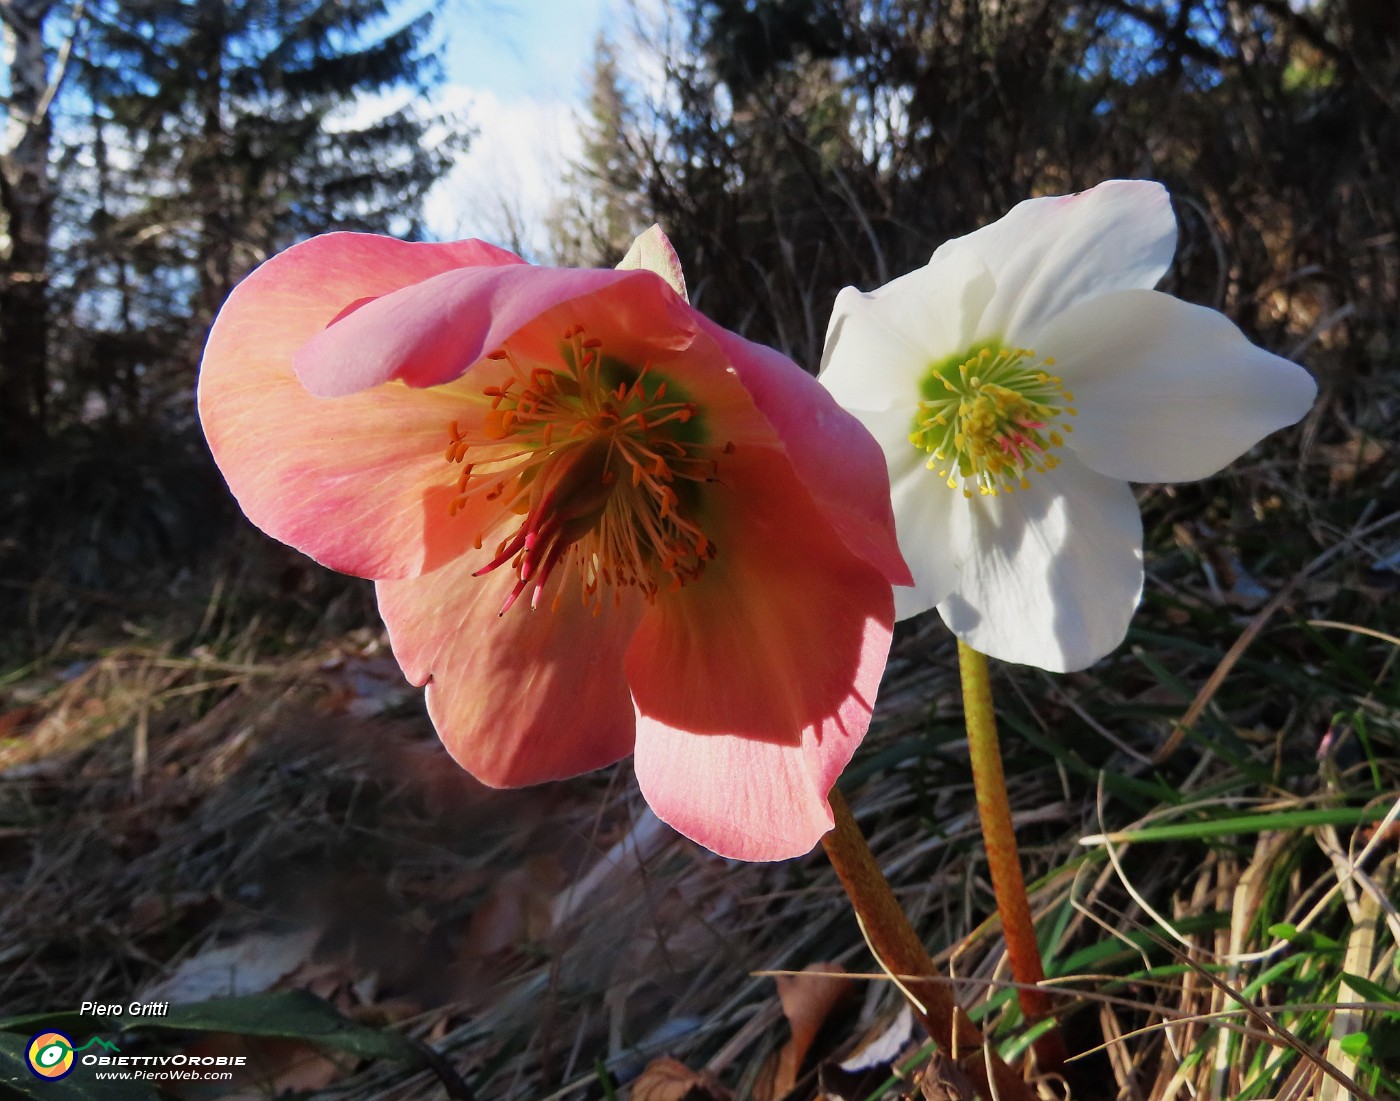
[422, 0, 614, 254]
[439, 0, 611, 101]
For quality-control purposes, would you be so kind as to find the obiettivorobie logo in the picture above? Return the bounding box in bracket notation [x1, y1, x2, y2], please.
[23, 1028, 246, 1085]
[25, 1032, 120, 1080]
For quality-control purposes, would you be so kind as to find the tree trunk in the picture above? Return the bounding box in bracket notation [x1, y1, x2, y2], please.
[195, 0, 230, 327]
[0, 0, 55, 457]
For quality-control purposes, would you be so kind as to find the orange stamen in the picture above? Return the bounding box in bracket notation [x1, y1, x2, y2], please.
[438, 326, 722, 614]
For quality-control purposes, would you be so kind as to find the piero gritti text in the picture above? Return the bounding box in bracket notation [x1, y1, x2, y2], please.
[79, 1001, 170, 1016]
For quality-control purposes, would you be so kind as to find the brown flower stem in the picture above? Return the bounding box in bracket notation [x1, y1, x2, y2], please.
[822, 789, 1032, 1101]
[957, 640, 1067, 1073]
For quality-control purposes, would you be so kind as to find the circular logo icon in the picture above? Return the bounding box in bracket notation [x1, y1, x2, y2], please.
[26, 1031, 75, 1079]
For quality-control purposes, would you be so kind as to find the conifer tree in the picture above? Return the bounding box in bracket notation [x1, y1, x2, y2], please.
[80, 0, 462, 333]
[551, 33, 648, 265]
[0, 0, 63, 454]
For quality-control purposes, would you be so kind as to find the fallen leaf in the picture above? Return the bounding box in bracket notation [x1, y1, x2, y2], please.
[126, 890, 209, 936]
[918, 1050, 977, 1101]
[817, 1005, 917, 1101]
[173, 1033, 350, 1099]
[760, 963, 856, 1099]
[840, 1003, 915, 1072]
[631, 1056, 731, 1101]
[315, 653, 412, 717]
[0, 706, 37, 739]
[1319, 436, 1387, 492]
[464, 856, 564, 958]
[139, 928, 320, 1004]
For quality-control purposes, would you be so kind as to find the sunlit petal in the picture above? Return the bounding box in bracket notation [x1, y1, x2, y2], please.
[935, 179, 1176, 341]
[934, 453, 1143, 672]
[199, 234, 521, 578]
[1039, 290, 1318, 483]
[628, 449, 893, 860]
[377, 558, 641, 786]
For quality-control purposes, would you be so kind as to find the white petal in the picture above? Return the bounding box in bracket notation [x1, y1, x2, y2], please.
[820, 246, 995, 410]
[819, 287, 929, 411]
[834, 406, 957, 619]
[857, 404, 929, 479]
[617, 224, 687, 300]
[1040, 289, 1317, 483]
[856, 245, 996, 361]
[931, 180, 1177, 342]
[891, 461, 961, 621]
[935, 453, 1143, 672]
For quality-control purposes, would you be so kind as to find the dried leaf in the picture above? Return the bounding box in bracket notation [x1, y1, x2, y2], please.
[760, 963, 855, 1099]
[918, 1050, 977, 1101]
[839, 1004, 915, 1073]
[1319, 436, 1387, 492]
[0, 706, 37, 740]
[126, 890, 207, 936]
[138, 929, 320, 1004]
[315, 653, 411, 717]
[177, 1033, 350, 1098]
[631, 1056, 731, 1101]
[464, 857, 563, 958]
[816, 1005, 919, 1101]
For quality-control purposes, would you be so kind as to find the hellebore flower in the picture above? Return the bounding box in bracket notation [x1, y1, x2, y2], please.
[198, 229, 909, 861]
[820, 180, 1316, 672]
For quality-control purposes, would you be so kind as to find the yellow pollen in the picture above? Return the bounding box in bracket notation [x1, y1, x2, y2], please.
[439, 325, 724, 615]
[909, 343, 1074, 497]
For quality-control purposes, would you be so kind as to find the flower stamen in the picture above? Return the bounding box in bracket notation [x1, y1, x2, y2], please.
[442, 325, 724, 615]
[910, 344, 1076, 498]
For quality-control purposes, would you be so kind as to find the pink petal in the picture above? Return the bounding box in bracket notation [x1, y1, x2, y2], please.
[295, 265, 698, 397]
[627, 448, 895, 860]
[198, 234, 524, 579]
[696, 316, 913, 588]
[377, 555, 642, 787]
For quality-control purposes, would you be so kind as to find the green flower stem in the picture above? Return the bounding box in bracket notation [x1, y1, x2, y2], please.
[957, 640, 1067, 1073]
[823, 789, 1032, 1101]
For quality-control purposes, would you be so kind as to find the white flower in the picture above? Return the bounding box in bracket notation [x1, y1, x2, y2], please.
[820, 180, 1317, 672]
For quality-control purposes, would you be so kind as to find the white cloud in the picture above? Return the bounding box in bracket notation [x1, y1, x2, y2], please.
[328, 82, 585, 261]
[423, 86, 583, 261]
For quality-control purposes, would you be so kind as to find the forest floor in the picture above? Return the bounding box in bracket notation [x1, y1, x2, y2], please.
[1, 358, 1398, 1101]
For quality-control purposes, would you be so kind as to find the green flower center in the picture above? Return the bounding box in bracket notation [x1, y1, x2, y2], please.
[442, 324, 723, 615]
[910, 342, 1076, 498]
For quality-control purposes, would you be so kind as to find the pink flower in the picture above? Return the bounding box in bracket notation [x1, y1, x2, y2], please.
[198, 231, 910, 860]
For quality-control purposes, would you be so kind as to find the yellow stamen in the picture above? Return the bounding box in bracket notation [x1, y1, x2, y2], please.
[910, 343, 1073, 497]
